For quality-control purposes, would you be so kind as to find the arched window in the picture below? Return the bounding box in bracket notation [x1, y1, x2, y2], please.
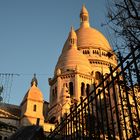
[83, 50, 85, 54]
[33, 105, 37, 112]
[66, 83, 68, 88]
[81, 82, 85, 96]
[83, 15, 88, 21]
[86, 84, 90, 96]
[69, 82, 73, 96]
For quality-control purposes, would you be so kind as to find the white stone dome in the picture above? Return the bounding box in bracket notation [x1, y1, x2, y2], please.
[62, 26, 112, 52]
[55, 46, 91, 75]
[21, 76, 43, 105]
[76, 26, 112, 51]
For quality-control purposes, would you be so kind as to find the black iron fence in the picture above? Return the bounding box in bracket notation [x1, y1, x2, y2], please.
[47, 46, 140, 140]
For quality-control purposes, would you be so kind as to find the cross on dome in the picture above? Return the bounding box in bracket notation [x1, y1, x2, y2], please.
[31, 73, 38, 87]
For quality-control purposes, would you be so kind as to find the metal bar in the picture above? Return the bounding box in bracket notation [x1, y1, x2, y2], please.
[78, 109, 81, 140]
[106, 80, 116, 140]
[116, 73, 128, 139]
[102, 76, 111, 139]
[99, 89, 105, 139]
[119, 54, 135, 139]
[90, 96, 96, 138]
[110, 66, 122, 140]
[75, 103, 78, 139]
[94, 84, 100, 139]
[84, 102, 88, 140]
[128, 62, 140, 135]
[67, 117, 70, 138]
[65, 113, 68, 140]
[70, 107, 73, 140]
[87, 93, 92, 139]
[80, 96, 85, 140]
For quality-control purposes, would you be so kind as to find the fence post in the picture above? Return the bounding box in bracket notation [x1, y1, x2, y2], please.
[110, 65, 122, 140]
[94, 84, 100, 139]
[101, 75, 111, 139]
[80, 96, 85, 139]
[116, 72, 128, 139]
[106, 80, 116, 139]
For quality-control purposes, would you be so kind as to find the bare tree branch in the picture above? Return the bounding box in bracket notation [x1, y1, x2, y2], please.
[105, 0, 140, 54]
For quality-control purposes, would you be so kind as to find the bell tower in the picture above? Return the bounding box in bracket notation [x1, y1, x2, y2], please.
[20, 74, 44, 126]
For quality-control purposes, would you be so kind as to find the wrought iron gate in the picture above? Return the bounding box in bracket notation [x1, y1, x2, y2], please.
[47, 46, 140, 140]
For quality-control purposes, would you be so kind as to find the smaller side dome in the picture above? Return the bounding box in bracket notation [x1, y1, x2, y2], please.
[55, 47, 91, 75]
[21, 75, 43, 105]
[55, 27, 91, 75]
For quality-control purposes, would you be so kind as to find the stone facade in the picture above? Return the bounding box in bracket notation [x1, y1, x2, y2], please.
[48, 5, 118, 123]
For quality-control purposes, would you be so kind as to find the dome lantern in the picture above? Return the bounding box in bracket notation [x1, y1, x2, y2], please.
[80, 5, 90, 28]
[68, 26, 77, 49]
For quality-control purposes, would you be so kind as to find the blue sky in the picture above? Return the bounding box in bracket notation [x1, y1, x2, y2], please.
[0, 0, 114, 105]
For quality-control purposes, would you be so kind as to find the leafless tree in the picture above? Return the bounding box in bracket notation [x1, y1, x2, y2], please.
[106, 0, 140, 54]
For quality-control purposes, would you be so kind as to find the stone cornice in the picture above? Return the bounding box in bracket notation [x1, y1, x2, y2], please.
[49, 72, 92, 86]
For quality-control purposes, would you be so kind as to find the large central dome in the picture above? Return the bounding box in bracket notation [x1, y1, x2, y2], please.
[76, 27, 112, 51]
[62, 5, 112, 52]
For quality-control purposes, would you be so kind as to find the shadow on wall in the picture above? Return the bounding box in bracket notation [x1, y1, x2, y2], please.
[8, 125, 46, 140]
[8, 117, 46, 140]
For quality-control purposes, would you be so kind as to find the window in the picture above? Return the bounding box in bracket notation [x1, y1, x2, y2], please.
[69, 82, 73, 96]
[81, 82, 85, 96]
[86, 84, 90, 95]
[36, 118, 40, 125]
[33, 105, 37, 112]
[66, 83, 68, 88]
[83, 15, 87, 21]
[83, 50, 89, 54]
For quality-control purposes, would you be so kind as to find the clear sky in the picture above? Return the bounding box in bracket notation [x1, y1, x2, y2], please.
[0, 0, 114, 105]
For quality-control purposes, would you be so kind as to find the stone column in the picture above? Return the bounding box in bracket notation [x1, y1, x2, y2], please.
[74, 73, 79, 100]
[57, 76, 61, 103]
